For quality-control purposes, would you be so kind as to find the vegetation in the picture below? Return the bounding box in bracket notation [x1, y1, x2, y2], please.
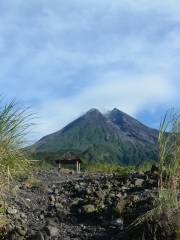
[28, 108, 158, 166]
[128, 110, 180, 238]
[84, 162, 135, 174]
[158, 110, 180, 208]
[0, 98, 33, 188]
[0, 98, 33, 234]
[135, 160, 157, 172]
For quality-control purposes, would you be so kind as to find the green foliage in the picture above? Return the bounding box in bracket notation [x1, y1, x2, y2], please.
[84, 163, 135, 174]
[158, 109, 180, 207]
[124, 110, 180, 238]
[28, 109, 158, 166]
[32, 159, 56, 170]
[0, 98, 33, 177]
[30, 141, 156, 167]
[136, 160, 157, 172]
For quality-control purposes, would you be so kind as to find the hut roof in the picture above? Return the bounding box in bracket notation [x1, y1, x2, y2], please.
[55, 152, 82, 164]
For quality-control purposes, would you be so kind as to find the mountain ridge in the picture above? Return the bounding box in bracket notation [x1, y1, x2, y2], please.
[29, 108, 158, 165]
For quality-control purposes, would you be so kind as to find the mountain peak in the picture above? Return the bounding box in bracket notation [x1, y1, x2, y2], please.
[111, 108, 120, 112]
[29, 107, 158, 166]
[110, 108, 126, 115]
[86, 108, 101, 114]
[83, 108, 106, 123]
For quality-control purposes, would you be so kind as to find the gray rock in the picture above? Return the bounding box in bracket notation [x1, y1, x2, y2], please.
[49, 195, 55, 202]
[116, 193, 122, 198]
[45, 224, 59, 237]
[86, 187, 92, 195]
[54, 188, 59, 194]
[40, 214, 44, 220]
[95, 189, 105, 199]
[33, 231, 45, 240]
[110, 218, 124, 229]
[134, 178, 144, 187]
[16, 225, 27, 236]
[7, 207, 18, 215]
[82, 204, 96, 214]
[113, 199, 127, 216]
[3, 171, 162, 240]
[133, 195, 140, 202]
[55, 203, 63, 210]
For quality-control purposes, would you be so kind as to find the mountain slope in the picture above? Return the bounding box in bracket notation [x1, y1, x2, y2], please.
[106, 108, 157, 145]
[29, 108, 158, 165]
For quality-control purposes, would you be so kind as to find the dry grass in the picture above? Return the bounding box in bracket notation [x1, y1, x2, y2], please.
[0, 215, 7, 235]
[0, 98, 34, 196]
[158, 110, 180, 208]
[125, 110, 180, 238]
[23, 176, 48, 191]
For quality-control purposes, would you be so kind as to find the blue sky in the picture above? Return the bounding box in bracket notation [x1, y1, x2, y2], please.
[0, 0, 179, 142]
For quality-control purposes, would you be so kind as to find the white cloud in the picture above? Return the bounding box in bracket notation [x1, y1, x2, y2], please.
[32, 74, 176, 140]
[0, 0, 179, 142]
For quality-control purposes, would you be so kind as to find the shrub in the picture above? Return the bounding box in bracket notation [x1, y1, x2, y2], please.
[158, 110, 180, 207]
[84, 162, 135, 174]
[0, 98, 33, 184]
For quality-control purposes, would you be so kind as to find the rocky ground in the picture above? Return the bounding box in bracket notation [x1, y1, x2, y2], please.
[1, 167, 179, 240]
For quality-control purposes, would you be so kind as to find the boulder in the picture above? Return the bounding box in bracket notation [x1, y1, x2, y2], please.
[134, 179, 144, 187]
[110, 218, 124, 229]
[45, 223, 59, 237]
[113, 199, 127, 217]
[7, 207, 18, 215]
[82, 204, 96, 214]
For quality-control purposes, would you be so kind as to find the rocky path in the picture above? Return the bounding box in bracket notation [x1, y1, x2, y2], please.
[2, 169, 178, 240]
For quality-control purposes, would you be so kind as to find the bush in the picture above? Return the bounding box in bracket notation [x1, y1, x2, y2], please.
[158, 110, 180, 208]
[0, 98, 33, 181]
[84, 162, 135, 174]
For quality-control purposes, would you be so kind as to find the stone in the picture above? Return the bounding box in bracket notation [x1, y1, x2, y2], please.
[122, 186, 128, 191]
[48, 188, 53, 194]
[45, 224, 59, 237]
[3, 170, 164, 240]
[54, 188, 59, 194]
[95, 190, 105, 200]
[110, 218, 124, 230]
[74, 184, 81, 191]
[55, 203, 63, 210]
[40, 214, 44, 220]
[7, 207, 18, 215]
[113, 199, 127, 216]
[134, 179, 144, 187]
[49, 195, 55, 202]
[82, 204, 96, 214]
[133, 195, 140, 202]
[20, 213, 27, 219]
[86, 188, 92, 195]
[33, 231, 45, 240]
[116, 193, 122, 198]
[16, 226, 27, 236]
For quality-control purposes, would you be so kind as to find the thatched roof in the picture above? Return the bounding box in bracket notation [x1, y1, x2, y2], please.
[55, 152, 82, 164]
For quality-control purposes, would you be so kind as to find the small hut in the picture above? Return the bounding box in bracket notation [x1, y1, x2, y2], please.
[55, 152, 82, 173]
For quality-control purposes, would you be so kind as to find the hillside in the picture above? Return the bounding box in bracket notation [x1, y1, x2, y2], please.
[28, 108, 158, 165]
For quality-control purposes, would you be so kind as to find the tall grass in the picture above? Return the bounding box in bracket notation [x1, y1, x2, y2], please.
[0, 98, 34, 223]
[0, 98, 33, 180]
[158, 110, 180, 208]
[126, 110, 180, 238]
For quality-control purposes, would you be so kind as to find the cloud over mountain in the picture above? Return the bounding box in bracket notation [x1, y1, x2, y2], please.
[0, 0, 179, 140]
